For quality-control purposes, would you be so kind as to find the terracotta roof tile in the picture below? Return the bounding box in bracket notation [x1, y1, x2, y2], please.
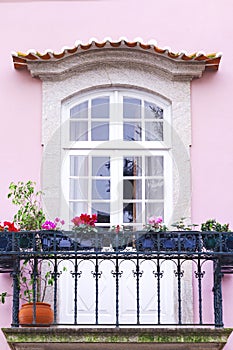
[11, 38, 222, 71]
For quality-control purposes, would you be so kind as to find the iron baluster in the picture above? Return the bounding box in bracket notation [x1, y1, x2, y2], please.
[132, 258, 143, 325]
[51, 258, 61, 324]
[32, 257, 38, 325]
[213, 259, 224, 327]
[174, 259, 184, 325]
[194, 258, 205, 324]
[112, 257, 123, 327]
[153, 260, 164, 325]
[91, 258, 102, 325]
[71, 259, 82, 325]
[11, 257, 20, 327]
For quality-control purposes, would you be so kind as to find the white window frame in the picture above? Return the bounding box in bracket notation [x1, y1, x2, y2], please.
[61, 88, 172, 228]
[61, 89, 172, 150]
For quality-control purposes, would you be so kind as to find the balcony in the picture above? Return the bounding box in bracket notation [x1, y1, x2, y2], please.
[1, 230, 233, 349]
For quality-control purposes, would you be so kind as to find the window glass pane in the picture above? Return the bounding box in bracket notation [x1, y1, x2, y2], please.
[144, 101, 163, 119]
[123, 203, 142, 223]
[123, 157, 142, 176]
[145, 179, 164, 199]
[123, 179, 142, 199]
[91, 122, 109, 141]
[92, 180, 110, 200]
[70, 202, 88, 218]
[92, 157, 110, 176]
[123, 97, 141, 118]
[91, 97, 109, 118]
[92, 203, 110, 223]
[70, 101, 88, 119]
[145, 121, 163, 141]
[70, 179, 88, 199]
[123, 122, 142, 141]
[145, 156, 163, 176]
[70, 156, 88, 176]
[145, 203, 164, 219]
[70, 121, 88, 141]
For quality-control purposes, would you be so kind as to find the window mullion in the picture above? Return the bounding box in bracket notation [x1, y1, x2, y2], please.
[110, 154, 123, 225]
[88, 155, 92, 214]
[141, 155, 146, 224]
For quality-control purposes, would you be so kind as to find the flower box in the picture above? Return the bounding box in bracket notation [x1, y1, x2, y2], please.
[40, 231, 74, 251]
[135, 231, 198, 252]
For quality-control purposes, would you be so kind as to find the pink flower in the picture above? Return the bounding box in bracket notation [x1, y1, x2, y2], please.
[42, 221, 56, 230]
[156, 216, 163, 224]
[148, 216, 157, 225]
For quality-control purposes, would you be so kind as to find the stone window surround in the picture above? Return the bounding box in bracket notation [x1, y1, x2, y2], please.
[24, 47, 209, 324]
[21, 47, 208, 224]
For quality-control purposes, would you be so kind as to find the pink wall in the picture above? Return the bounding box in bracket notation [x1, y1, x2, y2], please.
[0, 0, 233, 348]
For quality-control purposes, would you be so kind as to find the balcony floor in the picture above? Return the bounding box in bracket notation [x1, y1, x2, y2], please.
[2, 327, 232, 350]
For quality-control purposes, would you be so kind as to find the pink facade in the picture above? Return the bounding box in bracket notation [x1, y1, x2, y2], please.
[0, 0, 233, 348]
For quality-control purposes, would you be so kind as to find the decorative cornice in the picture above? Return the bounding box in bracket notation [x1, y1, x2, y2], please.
[11, 39, 222, 82]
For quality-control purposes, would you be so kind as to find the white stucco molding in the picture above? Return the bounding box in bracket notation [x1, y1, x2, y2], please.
[37, 47, 194, 224]
[25, 48, 207, 82]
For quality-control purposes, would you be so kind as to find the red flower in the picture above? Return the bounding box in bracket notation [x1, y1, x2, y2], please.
[3, 221, 19, 232]
[72, 213, 97, 227]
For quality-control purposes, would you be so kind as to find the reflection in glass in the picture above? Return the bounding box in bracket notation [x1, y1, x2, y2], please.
[70, 121, 88, 141]
[92, 180, 110, 200]
[123, 202, 142, 223]
[145, 202, 164, 219]
[92, 157, 110, 176]
[145, 121, 163, 141]
[123, 122, 142, 141]
[144, 101, 163, 119]
[92, 203, 110, 223]
[123, 97, 141, 118]
[145, 156, 163, 176]
[91, 97, 109, 118]
[70, 179, 88, 200]
[145, 179, 164, 199]
[123, 157, 142, 176]
[70, 202, 88, 218]
[123, 179, 142, 199]
[91, 122, 109, 141]
[70, 101, 88, 119]
[70, 155, 88, 176]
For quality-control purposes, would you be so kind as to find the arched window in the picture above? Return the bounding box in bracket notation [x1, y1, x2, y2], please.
[61, 89, 172, 228]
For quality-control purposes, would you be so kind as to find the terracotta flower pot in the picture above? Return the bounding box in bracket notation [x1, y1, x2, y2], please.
[18, 302, 54, 326]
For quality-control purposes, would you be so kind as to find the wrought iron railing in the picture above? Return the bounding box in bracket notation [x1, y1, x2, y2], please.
[0, 230, 233, 328]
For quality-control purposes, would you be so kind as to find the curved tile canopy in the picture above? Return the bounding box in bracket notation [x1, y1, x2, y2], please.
[12, 38, 222, 71]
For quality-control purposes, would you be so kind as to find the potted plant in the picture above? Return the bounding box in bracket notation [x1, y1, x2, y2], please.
[171, 217, 199, 251]
[0, 221, 19, 270]
[7, 180, 61, 325]
[201, 219, 230, 251]
[0, 221, 19, 245]
[40, 217, 73, 251]
[135, 216, 167, 251]
[7, 180, 46, 249]
[71, 213, 99, 250]
[110, 225, 128, 251]
[18, 258, 54, 326]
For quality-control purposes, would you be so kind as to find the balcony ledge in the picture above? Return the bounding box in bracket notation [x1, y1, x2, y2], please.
[2, 327, 232, 350]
